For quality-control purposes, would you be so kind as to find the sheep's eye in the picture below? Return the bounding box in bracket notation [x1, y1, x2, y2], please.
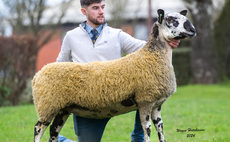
[166, 16, 179, 27]
[166, 16, 176, 23]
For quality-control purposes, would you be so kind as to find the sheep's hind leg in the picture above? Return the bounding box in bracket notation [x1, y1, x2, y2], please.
[34, 121, 50, 142]
[49, 110, 70, 142]
[139, 103, 154, 142]
[152, 105, 166, 142]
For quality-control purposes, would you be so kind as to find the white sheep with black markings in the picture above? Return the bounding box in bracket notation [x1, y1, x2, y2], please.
[33, 9, 196, 142]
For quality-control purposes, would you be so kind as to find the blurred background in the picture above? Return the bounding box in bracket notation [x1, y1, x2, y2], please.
[0, 0, 229, 106]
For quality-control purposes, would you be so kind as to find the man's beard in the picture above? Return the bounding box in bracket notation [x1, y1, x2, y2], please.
[88, 14, 105, 26]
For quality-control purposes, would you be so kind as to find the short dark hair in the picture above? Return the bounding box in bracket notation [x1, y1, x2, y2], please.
[80, 0, 104, 7]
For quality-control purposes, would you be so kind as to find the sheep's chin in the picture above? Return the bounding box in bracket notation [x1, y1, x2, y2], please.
[173, 32, 195, 40]
[173, 36, 186, 40]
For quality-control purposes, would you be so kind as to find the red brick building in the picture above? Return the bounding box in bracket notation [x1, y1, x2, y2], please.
[36, 33, 62, 72]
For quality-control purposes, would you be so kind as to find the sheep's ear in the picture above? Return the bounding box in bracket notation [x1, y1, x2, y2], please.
[180, 10, 188, 16]
[157, 9, 164, 24]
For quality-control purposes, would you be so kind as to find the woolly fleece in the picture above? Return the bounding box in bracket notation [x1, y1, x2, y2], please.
[32, 23, 176, 121]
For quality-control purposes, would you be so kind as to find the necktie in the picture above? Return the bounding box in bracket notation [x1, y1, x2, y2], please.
[91, 29, 99, 44]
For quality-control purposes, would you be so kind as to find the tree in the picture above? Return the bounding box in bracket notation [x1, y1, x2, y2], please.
[215, 0, 230, 79]
[0, 36, 36, 106]
[0, 0, 73, 105]
[2, 0, 73, 71]
[183, 0, 223, 84]
[147, 0, 153, 36]
[106, 0, 129, 28]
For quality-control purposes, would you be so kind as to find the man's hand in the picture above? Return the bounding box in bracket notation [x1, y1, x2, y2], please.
[168, 38, 180, 49]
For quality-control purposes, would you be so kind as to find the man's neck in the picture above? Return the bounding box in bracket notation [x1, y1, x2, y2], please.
[85, 22, 104, 35]
[87, 21, 102, 29]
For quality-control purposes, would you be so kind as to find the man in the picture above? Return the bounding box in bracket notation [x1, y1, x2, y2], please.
[57, 0, 180, 142]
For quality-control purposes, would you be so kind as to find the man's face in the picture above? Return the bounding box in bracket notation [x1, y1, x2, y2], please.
[81, 1, 105, 28]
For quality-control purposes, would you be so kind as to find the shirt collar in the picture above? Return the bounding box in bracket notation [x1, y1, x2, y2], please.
[85, 22, 104, 35]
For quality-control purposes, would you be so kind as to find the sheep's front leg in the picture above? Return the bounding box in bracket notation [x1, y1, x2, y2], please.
[139, 103, 154, 142]
[49, 110, 70, 142]
[152, 105, 166, 142]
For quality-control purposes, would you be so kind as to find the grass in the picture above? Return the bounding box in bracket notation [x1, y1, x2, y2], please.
[0, 83, 230, 142]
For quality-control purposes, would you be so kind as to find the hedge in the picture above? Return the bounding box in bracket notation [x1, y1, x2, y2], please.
[172, 48, 192, 85]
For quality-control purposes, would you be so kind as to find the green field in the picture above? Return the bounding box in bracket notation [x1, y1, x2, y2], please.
[0, 83, 230, 142]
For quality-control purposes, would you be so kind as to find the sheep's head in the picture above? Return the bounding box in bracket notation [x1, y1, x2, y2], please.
[157, 9, 196, 40]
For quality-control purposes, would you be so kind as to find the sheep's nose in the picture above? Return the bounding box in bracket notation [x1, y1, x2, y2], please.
[184, 20, 196, 36]
[190, 28, 196, 36]
[190, 28, 196, 33]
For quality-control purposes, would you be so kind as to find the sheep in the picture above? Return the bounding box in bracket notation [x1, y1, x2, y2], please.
[33, 9, 196, 142]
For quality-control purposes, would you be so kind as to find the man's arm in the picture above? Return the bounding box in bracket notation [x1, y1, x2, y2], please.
[119, 31, 146, 54]
[118, 31, 180, 55]
[56, 34, 73, 62]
